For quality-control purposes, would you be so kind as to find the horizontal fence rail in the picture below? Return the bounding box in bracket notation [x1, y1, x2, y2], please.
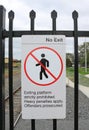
[2, 30, 89, 38]
[0, 5, 89, 130]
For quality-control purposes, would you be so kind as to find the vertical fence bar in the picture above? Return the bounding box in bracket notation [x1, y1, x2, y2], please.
[72, 11, 79, 130]
[29, 10, 36, 130]
[30, 10, 36, 33]
[0, 5, 6, 130]
[51, 10, 57, 130]
[8, 10, 14, 130]
[51, 10, 57, 34]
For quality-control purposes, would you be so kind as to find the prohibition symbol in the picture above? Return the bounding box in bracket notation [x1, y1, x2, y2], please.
[24, 46, 63, 86]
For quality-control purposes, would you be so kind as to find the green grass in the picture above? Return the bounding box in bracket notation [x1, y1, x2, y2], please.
[79, 67, 89, 75]
[79, 74, 89, 87]
[66, 67, 89, 87]
[66, 67, 74, 82]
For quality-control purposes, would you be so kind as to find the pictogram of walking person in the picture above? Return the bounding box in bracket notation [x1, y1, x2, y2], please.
[36, 53, 49, 80]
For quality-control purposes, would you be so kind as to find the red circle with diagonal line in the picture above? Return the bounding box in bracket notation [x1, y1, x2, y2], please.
[24, 46, 63, 86]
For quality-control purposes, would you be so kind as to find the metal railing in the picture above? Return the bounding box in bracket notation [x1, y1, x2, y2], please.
[0, 5, 89, 130]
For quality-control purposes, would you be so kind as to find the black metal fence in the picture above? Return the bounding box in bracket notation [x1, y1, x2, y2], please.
[0, 5, 89, 130]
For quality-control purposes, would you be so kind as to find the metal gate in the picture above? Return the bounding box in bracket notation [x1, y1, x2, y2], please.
[0, 5, 89, 130]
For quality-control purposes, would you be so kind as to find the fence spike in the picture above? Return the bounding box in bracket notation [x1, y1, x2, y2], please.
[72, 10, 78, 19]
[51, 10, 57, 19]
[8, 10, 14, 19]
[30, 10, 36, 19]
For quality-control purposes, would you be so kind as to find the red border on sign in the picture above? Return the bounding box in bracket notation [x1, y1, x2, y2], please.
[24, 46, 63, 86]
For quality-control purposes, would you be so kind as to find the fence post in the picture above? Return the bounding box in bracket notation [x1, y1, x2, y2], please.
[51, 10, 57, 130]
[30, 10, 36, 33]
[8, 10, 14, 130]
[51, 10, 57, 34]
[29, 10, 36, 130]
[0, 5, 6, 130]
[72, 11, 79, 130]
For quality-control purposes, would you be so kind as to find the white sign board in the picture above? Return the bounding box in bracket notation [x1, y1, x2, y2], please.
[22, 35, 66, 119]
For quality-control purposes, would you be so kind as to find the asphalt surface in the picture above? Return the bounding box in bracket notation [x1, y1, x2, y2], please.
[13, 86, 89, 130]
[5, 73, 21, 98]
[5, 71, 89, 130]
[5, 72, 21, 130]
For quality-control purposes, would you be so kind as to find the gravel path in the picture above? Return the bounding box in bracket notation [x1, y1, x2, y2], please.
[14, 86, 89, 130]
[66, 86, 89, 120]
[5, 72, 89, 129]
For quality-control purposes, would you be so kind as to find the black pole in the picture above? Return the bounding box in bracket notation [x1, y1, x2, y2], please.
[51, 10, 57, 34]
[51, 10, 57, 130]
[72, 11, 79, 130]
[8, 10, 14, 130]
[29, 10, 36, 130]
[30, 10, 36, 33]
[0, 5, 6, 130]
